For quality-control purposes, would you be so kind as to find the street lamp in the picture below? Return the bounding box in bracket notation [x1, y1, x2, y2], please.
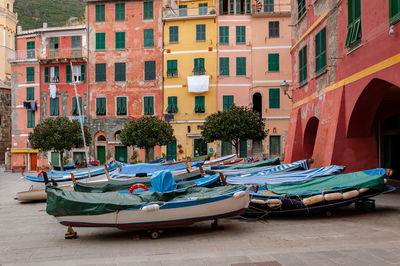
[280, 80, 292, 100]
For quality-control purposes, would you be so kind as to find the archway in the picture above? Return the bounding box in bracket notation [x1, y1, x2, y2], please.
[303, 117, 319, 159]
[94, 132, 107, 165]
[252, 93, 262, 118]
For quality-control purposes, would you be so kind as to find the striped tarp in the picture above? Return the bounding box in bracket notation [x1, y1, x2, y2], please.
[226, 165, 345, 185]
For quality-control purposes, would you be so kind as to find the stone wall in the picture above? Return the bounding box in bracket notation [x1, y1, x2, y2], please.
[0, 87, 11, 165]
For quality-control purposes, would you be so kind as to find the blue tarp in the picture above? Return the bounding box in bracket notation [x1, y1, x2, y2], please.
[150, 171, 177, 192]
[118, 161, 204, 176]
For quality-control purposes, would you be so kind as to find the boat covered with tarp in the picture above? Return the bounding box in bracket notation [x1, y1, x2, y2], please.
[209, 157, 280, 170]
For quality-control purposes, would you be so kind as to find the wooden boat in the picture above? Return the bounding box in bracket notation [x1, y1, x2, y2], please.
[46, 185, 249, 239]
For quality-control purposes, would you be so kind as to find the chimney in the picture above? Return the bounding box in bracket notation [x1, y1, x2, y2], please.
[43, 23, 48, 29]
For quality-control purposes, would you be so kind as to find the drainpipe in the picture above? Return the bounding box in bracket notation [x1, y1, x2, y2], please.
[86, 2, 91, 159]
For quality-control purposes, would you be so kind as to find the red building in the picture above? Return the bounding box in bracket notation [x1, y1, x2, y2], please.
[9, 24, 87, 171]
[86, 0, 163, 163]
[286, 0, 400, 175]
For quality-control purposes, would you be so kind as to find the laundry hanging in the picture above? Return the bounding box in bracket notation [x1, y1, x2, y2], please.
[187, 75, 209, 93]
[49, 84, 57, 99]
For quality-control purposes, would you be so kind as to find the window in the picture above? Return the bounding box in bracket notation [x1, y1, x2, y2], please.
[269, 21, 279, 38]
[96, 33, 106, 50]
[299, 45, 307, 85]
[96, 97, 106, 116]
[219, 57, 229, 76]
[269, 88, 280, 109]
[50, 97, 59, 116]
[196, 24, 206, 41]
[166, 96, 178, 113]
[246, 0, 251, 14]
[219, 26, 229, 45]
[66, 65, 71, 83]
[116, 97, 127, 115]
[199, 3, 208, 15]
[179, 5, 187, 16]
[115, 3, 125, 21]
[236, 0, 245, 14]
[229, 0, 234, 14]
[220, 0, 228, 14]
[80, 65, 86, 82]
[27, 111, 35, 128]
[390, 0, 400, 24]
[49, 37, 59, 50]
[169, 26, 179, 43]
[144, 29, 154, 47]
[96, 4, 105, 22]
[315, 27, 327, 75]
[193, 58, 205, 75]
[27, 41, 35, 59]
[95, 63, 107, 82]
[270, 136, 281, 155]
[236, 26, 245, 44]
[264, 0, 274, 12]
[26, 67, 34, 82]
[298, 0, 306, 18]
[194, 96, 205, 113]
[145, 61, 156, 80]
[67, 65, 85, 83]
[167, 60, 178, 77]
[115, 32, 125, 49]
[26, 87, 34, 101]
[223, 95, 234, 110]
[143, 96, 154, 115]
[143, 1, 153, 19]
[45, 66, 59, 83]
[115, 63, 126, 81]
[71, 36, 81, 56]
[236, 57, 246, 76]
[268, 53, 279, 72]
[194, 139, 207, 156]
[345, 0, 361, 48]
[71, 97, 82, 116]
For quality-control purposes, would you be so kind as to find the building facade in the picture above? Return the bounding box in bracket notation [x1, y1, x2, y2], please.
[86, 0, 163, 163]
[162, 0, 218, 161]
[0, 86, 11, 166]
[286, 0, 400, 175]
[9, 24, 87, 172]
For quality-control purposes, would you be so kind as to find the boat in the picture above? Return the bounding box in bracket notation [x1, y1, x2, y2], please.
[244, 168, 394, 217]
[209, 157, 280, 171]
[203, 154, 237, 165]
[45, 184, 249, 239]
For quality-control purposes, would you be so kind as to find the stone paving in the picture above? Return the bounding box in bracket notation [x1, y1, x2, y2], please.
[1, 169, 400, 265]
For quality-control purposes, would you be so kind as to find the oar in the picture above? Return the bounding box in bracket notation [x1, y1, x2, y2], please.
[104, 163, 111, 181]
[219, 173, 227, 186]
[70, 173, 76, 183]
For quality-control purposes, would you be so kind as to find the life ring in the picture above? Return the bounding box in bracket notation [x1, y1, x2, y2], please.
[37, 170, 43, 177]
[128, 183, 149, 194]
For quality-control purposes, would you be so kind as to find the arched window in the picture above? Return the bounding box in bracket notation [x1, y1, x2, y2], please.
[97, 135, 106, 141]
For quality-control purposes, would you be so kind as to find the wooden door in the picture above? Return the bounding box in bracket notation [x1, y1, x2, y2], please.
[30, 153, 37, 171]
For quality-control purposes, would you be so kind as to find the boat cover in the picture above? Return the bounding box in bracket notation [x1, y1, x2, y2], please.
[46, 184, 245, 217]
[265, 168, 386, 196]
[118, 161, 203, 175]
[227, 165, 344, 185]
[151, 171, 177, 192]
[211, 157, 280, 170]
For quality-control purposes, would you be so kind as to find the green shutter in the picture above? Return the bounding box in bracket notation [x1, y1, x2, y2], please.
[144, 29, 154, 47]
[96, 33, 105, 50]
[167, 140, 177, 160]
[268, 53, 279, 72]
[239, 140, 247, 158]
[115, 32, 125, 49]
[96, 4, 105, 22]
[236, 0, 241, 14]
[194, 96, 205, 113]
[221, 142, 232, 156]
[167, 96, 178, 113]
[143, 1, 153, 19]
[236, 26, 245, 44]
[115, 63, 126, 81]
[193, 58, 205, 75]
[96, 98, 106, 116]
[27, 111, 35, 128]
[50, 97, 59, 116]
[66, 65, 71, 83]
[219, 26, 229, 45]
[219, 0, 224, 14]
[117, 97, 127, 115]
[390, 0, 400, 24]
[27, 41, 35, 58]
[269, 88, 280, 109]
[81, 65, 86, 82]
[95, 63, 106, 82]
[169, 26, 179, 43]
[167, 60, 178, 77]
[27, 67, 34, 82]
[298, 0, 306, 18]
[26, 87, 34, 101]
[115, 3, 125, 21]
[44, 66, 49, 83]
[71, 97, 82, 116]
[223, 95, 234, 110]
[269, 136, 281, 155]
[219, 57, 229, 76]
[144, 96, 154, 115]
[236, 57, 246, 76]
[199, 3, 208, 15]
[196, 24, 206, 41]
[315, 27, 327, 75]
[229, 0, 234, 14]
[179, 5, 187, 16]
[299, 46, 307, 84]
[345, 0, 361, 47]
[145, 61, 156, 80]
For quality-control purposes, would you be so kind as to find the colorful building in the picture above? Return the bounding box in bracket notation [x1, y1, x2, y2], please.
[286, 0, 400, 176]
[216, 0, 291, 159]
[162, 0, 218, 160]
[86, 0, 163, 163]
[9, 24, 87, 172]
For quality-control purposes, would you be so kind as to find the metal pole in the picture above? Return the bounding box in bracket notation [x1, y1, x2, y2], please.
[70, 62, 91, 179]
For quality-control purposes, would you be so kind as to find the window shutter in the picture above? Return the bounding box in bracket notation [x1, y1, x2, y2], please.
[66, 65, 71, 83]
[115, 3, 125, 21]
[219, 57, 229, 76]
[144, 1, 153, 19]
[236, 57, 246, 76]
[219, 0, 224, 14]
[246, 0, 251, 14]
[96, 5, 105, 22]
[268, 53, 279, 72]
[229, 0, 234, 14]
[144, 29, 154, 47]
[44, 66, 49, 83]
[27, 111, 35, 128]
[26, 87, 34, 101]
[81, 65, 86, 82]
[169, 26, 178, 42]
[96, 33, 105, 50]
[236, 0, 241, 14]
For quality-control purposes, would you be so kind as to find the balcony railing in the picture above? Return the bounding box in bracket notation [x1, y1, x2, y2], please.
[8, 48, 86, 62]
[163, 6, 217, 19]
[45, 48, 83, 60]
[252, 0, 290, 14]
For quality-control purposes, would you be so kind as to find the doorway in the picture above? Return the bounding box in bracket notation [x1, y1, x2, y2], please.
[252, 93, 262, 118]
[97, 146, 106, 165]
[380, 114, 400, 178]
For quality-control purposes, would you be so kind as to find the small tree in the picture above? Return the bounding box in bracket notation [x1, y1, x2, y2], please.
[119, 116, 175, 162]
[28, 117, 92, 171]
[202, 105, 267, 156]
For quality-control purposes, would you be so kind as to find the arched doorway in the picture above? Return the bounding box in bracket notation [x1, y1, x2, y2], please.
[94, 132, 107, 165]
[303, 117, 319, 159]
[252, 93, 262, 118]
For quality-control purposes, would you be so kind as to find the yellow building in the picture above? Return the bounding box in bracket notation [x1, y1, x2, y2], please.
[162, 0, 217, 161]
[0, 0, 17, 87]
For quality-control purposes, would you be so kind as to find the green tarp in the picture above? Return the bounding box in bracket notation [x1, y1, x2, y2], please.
[266, 169, 385, 196]
[46, 185, 244, 217]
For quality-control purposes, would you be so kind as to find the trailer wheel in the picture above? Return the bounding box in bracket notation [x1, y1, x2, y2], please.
[150, 231, 159, 239]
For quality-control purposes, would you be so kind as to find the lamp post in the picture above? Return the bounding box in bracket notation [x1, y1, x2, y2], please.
[280, 80, 292, 100]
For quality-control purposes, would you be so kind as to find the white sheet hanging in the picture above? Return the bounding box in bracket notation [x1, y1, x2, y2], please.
[49, 84, 57, 99]
[187, 75, 209, 93]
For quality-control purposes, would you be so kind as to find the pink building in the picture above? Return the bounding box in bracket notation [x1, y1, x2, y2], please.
[217, 0, 291, 159]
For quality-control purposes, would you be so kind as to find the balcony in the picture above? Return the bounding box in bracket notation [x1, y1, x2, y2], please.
[252, 0, 290, 16]
[9, 48, 87, 63]
[163, 6, 217, 20]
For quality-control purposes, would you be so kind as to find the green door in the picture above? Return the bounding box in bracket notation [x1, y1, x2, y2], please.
[221, 141, 232, 156]
[167, 141, 177, 161]
[239, 140, 247, 158]
[194, 139, 207, 157]
[51, 152, 59, 167]
[149, 147, 155, 161]
[115, 146, 128, 163]
[97, 146, 106, 165]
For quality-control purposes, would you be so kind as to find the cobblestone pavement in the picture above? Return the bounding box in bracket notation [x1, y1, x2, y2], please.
[1, 169, 400, 266]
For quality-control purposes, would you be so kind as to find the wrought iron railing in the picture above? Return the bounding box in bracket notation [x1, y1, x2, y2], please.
[163, 6, 217, 19]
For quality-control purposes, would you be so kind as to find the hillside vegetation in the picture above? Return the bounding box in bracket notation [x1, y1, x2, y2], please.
[14, 0, 85, 30]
